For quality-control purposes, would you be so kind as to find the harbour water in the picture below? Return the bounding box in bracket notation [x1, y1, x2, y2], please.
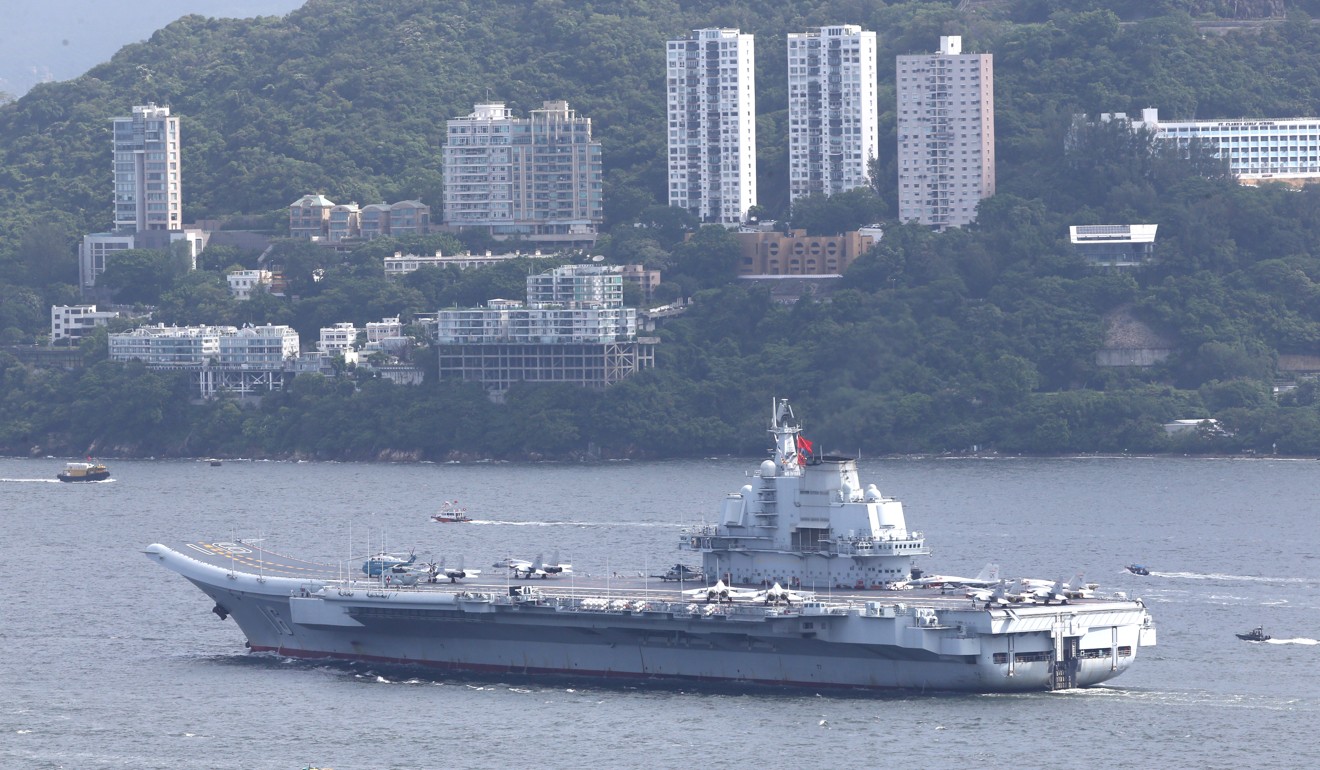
[1, 455, 1315, 769]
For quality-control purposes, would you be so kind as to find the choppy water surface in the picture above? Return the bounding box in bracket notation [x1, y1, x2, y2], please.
[1, 455, 1315, 769]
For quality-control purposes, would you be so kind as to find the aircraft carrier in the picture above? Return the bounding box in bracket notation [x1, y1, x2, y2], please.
[147, 399, 1157, 693]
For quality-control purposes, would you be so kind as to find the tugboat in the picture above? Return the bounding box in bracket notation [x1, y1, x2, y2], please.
[57, 461, 110, 482]
[1126, 564, 1151, 576]
[1236, 626, 1271, 642]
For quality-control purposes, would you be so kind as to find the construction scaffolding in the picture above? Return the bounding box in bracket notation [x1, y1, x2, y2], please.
[436, 339, 657, 394]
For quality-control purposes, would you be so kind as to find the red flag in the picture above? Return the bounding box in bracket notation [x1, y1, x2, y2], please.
[796, 435, 813, 464]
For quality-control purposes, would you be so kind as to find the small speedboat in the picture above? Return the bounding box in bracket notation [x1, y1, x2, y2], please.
[431, 500, 471, 523]
[1126, 564, 1150, 576]
[1236, 626, 1271, 642]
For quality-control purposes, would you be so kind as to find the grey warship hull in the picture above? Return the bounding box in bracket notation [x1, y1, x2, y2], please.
[148, 398, 1156, 693]
[148, 541, 1154, 693]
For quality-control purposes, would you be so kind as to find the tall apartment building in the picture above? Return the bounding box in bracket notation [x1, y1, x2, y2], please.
[666, 28, 757, 225]
[896, 36, 994, 230]
[787, 25, 879, 203]
[443, 101, 603, 243]
[112, 104, 181, 232]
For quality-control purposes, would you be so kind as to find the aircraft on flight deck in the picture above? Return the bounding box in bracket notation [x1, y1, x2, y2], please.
[361, 550, 416, 577]
[1062, 573, 1097, 600]
[425, 557, 481, 583]
[682, 580, 757, 603]
[967, 580, 1047, 607]
[500, 552, 573, 579]
[753, 582, 814, 605]
[906, 563, 1001, 589]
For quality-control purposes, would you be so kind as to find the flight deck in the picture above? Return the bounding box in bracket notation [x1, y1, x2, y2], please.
[168, 539, 1117, 610]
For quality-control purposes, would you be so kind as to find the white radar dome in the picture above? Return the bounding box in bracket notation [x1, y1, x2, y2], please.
[760, 460, 778, 477]
[741, 484, 754, 497]
[864, 484, 882, 502]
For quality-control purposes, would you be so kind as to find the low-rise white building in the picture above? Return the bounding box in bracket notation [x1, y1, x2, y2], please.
[79, 229, 207, 291]
[109, 323, 299, 397]
[109, 324, 230, 366]
[384, 250, 551, 276]
[78, 233, 136, 290]
[227, 269, 274, 300]
[1102, 108, 1320, 183]
[1070, 224, 1158, 268]
[319, 322, 358, 354]
[434, 265, 654, 394]
[363, 317, 410, 355]
[50, 305, 120, 344]
[365, 317, 403, 343]
[216, 325, 300, 368]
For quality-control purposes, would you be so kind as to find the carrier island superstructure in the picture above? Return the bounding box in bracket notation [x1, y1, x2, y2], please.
[685, 399, 930, 592]
[146, 399, 1156, 693]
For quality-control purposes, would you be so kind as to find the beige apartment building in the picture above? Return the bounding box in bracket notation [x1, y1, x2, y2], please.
[896, 36, 995, 230]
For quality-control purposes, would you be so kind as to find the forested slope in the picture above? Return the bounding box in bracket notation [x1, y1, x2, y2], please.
[6, 1, 1320, 458]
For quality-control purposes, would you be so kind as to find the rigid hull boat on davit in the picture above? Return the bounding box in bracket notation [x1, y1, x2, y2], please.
[146, 399, 1156, 693]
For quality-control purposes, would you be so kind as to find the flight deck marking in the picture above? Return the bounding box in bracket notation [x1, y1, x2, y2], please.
[186, 541, 335, 577]
[212, 542, 253, 554]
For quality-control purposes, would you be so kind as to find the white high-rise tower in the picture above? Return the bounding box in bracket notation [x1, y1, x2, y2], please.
[787, 24, 879, 202]
[896, 36, 994, 230]
[666, 28, 757, 225]
[111, 103, 181, 232]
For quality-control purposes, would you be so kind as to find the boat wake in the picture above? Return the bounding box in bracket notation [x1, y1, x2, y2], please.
[1051, 685, 1319, 711]
[1149, 570, 1320, 586]
[467, 520, 680, 528]
[1266, 637, 1320, 646]
[0, 478, 61, 483]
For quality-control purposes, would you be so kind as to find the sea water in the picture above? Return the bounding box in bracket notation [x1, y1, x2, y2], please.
[0, 455, 1314, 769]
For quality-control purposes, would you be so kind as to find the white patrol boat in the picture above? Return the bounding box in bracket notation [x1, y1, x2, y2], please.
[145, 398, 1156, 693]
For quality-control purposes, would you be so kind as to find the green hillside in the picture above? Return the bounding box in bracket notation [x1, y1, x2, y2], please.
[7, 1, 1320, 458]
[2, 1, 1319, 247]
